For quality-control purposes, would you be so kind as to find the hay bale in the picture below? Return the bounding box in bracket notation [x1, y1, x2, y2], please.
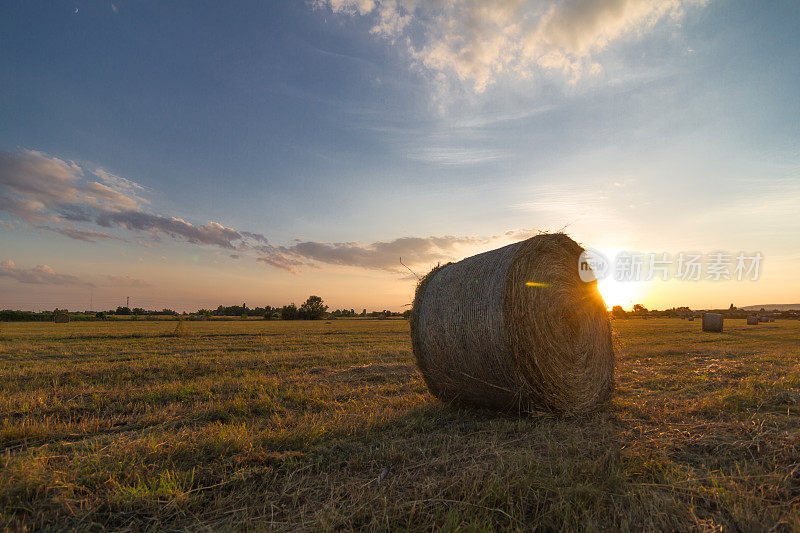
[687, 316, 694, 322]
[702, 313, 723, 332]
[410, 233, 614, 414]
[746, 316, 759, 325]
[53, 312, 70, 324]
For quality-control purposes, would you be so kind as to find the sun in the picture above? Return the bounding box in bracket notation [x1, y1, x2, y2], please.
[596, 276, 647, 310]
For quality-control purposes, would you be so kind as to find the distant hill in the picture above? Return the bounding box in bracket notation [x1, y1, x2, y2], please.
[741, 304, 800, 311]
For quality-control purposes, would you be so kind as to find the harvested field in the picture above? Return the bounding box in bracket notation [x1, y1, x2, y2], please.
[1, 318, 800, 530]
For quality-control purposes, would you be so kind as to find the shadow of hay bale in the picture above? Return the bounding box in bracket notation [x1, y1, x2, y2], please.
[316, 363, 419, 384]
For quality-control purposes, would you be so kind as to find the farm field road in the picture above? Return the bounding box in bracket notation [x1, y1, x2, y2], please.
[1, 318, 800, 530]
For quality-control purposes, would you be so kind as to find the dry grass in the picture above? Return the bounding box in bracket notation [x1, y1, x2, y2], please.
[1, 318, 799, 530]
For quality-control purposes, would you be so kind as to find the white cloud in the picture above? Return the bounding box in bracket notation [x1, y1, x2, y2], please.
[0, 149, 269, 251]
[0, 260, 87, 286]
[318, 0, 707, 92]
[0, 150, 147, 224]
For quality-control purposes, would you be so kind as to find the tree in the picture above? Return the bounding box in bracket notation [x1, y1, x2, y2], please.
[281, 303, 298, 320]
[115, 306, 131, 315]
[632, 304, 648, 316]
[299, 295, 328, 320]
[611, 305, 626, 318]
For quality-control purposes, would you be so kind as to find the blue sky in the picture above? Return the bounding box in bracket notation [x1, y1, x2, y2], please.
[1, 0, 799, 311]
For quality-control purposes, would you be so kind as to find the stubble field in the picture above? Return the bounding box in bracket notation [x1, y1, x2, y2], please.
[1, 318, 800, 530]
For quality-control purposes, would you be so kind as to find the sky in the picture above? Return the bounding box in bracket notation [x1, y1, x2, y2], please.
[1, 0, 799, 312]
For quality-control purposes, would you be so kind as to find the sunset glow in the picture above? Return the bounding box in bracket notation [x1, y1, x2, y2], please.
[1, 2, 798, 312]
[597, 278, 648, 311]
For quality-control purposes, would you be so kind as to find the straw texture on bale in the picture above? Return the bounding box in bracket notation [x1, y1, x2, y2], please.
[410, 233, 614, 415]
[746, 316, 759, 325]
[702, 313, 723, 332]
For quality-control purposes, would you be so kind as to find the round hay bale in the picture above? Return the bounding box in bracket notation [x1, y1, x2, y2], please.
[746, 316, 759, 325]
[702, 313, 723, 332]
[53, 312, 70, 324]
[410, 233, 614, 415]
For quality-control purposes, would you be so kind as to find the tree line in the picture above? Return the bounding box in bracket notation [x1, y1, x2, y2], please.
[610, 304, 799, 319]
[0, 295, 412, 321]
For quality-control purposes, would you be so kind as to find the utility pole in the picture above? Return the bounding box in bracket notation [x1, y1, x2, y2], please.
[126, 296, 130, 308]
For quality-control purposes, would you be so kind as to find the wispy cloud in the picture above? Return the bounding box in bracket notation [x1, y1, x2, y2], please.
[0, 260, 88, 286]
[0, 150, 147, 224]
[0, 149, 544, 277]
[0, 149, 269, 251]
[256, 229, 539, 273]
[255, 252, 309, 275]
[94, 211, 247, 250]
[316, 0, 707, 92]
[406, 146, 508, 166]
[104, 274, 152, 288]
[40, 226, 123, 242]
[0, 259, 153, 288]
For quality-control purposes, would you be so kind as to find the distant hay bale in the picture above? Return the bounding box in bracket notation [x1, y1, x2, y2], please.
[53, 312, 70, 324]
[702, 313, 723, 332]
[410, 233, 614, 415]
[746, 316, 759, 325]
[687, 316, 694, 322]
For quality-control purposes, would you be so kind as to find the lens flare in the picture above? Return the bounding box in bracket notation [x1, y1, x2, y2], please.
[597, 277, 648, 310]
